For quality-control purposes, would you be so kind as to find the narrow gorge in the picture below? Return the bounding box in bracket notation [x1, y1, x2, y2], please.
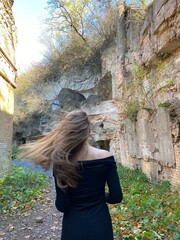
[13, 0, 180, 187]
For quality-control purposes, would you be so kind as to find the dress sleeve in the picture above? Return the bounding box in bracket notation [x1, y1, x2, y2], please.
[105, 159, 123, 204]
[54, 175, 70, 213]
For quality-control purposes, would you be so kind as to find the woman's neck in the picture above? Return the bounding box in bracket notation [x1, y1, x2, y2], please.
[74, 142, 90, 161]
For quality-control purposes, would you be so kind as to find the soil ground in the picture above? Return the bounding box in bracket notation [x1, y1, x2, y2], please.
[0, 185, 63, 240]
[0, 162, 63, 240]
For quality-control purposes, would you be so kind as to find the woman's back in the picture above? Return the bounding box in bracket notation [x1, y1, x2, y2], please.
[70, 157, 121, 209]
[54, 154, 123, 240]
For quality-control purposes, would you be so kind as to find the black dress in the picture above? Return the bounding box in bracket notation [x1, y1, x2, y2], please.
[54, 156, 123, 240]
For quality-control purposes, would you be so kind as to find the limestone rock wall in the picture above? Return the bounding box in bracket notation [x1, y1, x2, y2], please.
[140, 0, 180, 65]
[41, 59, 101, 101]
[87, 1, 180, 187]
[0, 0, 17, 177]
[111, 0, 180, 186]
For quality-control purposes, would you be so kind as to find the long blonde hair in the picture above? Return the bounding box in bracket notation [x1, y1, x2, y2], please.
[20, 110, 90, 189]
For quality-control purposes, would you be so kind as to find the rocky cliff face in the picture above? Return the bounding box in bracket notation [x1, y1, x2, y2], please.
[113, 0, 180, 186]
[14, 0, 180, 186]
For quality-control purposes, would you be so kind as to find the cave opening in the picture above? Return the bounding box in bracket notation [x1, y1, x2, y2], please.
[95, 140, 110, 151]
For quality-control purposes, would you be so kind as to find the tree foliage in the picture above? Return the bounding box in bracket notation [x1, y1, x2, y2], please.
[46, 0, 117, 42]
[14, 64, 49, 123]
[42, 0, 117, 68]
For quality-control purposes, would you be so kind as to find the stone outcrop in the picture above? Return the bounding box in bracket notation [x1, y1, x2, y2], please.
[86, 0, 179, 186]
[41, 58, 101, 101]
[113, 0, 180, 186]
[57, 88, 86, 111]
[140, 0, 180, 65]
[0, 0, 17, 177]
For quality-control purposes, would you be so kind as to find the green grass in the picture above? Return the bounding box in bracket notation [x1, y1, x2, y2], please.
[110, 165, 180, 240]
[12, 144, 22, 160]
[0, 165, 49, 214]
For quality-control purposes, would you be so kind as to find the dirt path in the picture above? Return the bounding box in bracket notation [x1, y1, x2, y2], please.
[0, 184, 63, 240]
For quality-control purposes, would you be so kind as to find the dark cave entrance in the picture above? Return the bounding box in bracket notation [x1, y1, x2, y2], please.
[95, 140, 110, 151]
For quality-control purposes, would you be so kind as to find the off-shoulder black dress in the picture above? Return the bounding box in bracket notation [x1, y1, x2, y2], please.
[54, 156, 123, 240]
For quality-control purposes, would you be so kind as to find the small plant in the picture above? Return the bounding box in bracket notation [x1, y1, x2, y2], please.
[12, 144, 22, 160]
[158, 102, 171, 108]
[165, 79, 174, 87]
[0, 165, 49, 214]
[125, 98, 140, 121]
[157, 60, 168, 73]
[159, 79, 175, 93]
[121, 62, 149, 121]
[132, 61, 148, 82]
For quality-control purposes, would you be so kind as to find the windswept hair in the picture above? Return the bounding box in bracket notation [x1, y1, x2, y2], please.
[20, 110, 90, 189]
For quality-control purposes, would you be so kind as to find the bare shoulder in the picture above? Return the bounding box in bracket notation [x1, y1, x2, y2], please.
[98, 149, 112, 158]
[90, 146, 113, 159]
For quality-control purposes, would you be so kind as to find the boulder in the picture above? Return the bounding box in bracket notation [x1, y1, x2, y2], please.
[57, 88, 86, 110]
